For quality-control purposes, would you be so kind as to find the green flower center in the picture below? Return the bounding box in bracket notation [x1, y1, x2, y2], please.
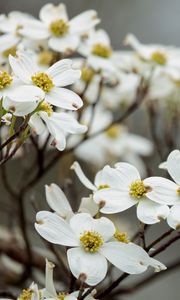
[49, 19, 69, 37]
[91, 43, 112, 58]
[31, 72, 54, 92]
[177, 186, 180, 196]
[151, 51, 167, 65]
[81, 67, 95, 82]
[0, 71, 13, 89]
[80, 230, 104, 253]
[58, 292, 68, 300]
[38, 50, 55, 66]
[3, 46, 17, 58]
[105, 125, 120, 139]
[129, 180, 147, 199]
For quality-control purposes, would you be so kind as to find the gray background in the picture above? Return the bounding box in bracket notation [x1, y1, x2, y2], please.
[0, 0, 180, 299]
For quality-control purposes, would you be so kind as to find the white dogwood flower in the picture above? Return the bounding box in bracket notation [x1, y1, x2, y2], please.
[94, 163, 169, 224]
[9, 52, 83, 111]
[159, 149, 180, 229]
[29, 111, 87, 151]
[78, 29, 116, 73]
[21, 3, 100, 53]
[35, 212, 166, 285]
[0, 11, 34, 54]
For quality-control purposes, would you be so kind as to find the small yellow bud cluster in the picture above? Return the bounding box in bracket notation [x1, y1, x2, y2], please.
[129, 180, 147, 199]
[92, 43, 112, 58]
[32, 72, 54, 92]
[151, 51, 167, 65]
[49, 19, 69, 37]
[19, 289, 33, 300]
[38, 50, 55, 66]
[38, 101, 53, 116]
[80, 230, 104, 253]
[0, 71, 13, 89]
[105, 125, 120, 139]
[177, 186, 180, 196]
[3, 46, 17, 57]
[81, 66, 95, 82]
[97, 184, 110, 190]
[114, 230, 129, 243]
[58, 292, 68, 300]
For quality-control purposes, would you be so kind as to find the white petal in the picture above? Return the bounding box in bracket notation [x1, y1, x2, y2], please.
[35, 211, 78, 246]
[167, 149, 180, 184]
[100, 242, 166, 274]
[94, 165, 122, 189]
[167, 204, 180, 229]
[6, 85, 44, 103]
[0, 33, 19, 51]
[40, 3, 68, 23]
[29, 113, 46, 135]
[87, 55, 115, 73]
[20, 20, 49, 40]
[144, 177, 179, 205]
[45, 259, 57, 297]
[45, 183, 73, 218]
[70, 161, 96, 191]
[40, 112, 67, 151]
[78, 196, 99, 217]
[67, 247, 107, 285]
[137, 199, 169, 224]
[159, 161, 167, 170]
[47, 59, 81, 87]
[3, 96, 38, 117]
[45, 87, 83, 110]
[69, 10, 100, 34]
[9, 52, 38, 83]
[71, 213, 115, 241]
[94, 189, 137, 213]
[49, 35, 79, 53]
[115, 162, 141, 187]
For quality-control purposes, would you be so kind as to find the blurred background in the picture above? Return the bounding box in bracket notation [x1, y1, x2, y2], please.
[0, 1, 180, 299]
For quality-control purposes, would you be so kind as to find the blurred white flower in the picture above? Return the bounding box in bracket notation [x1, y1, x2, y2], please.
[21, 3, 100, 53]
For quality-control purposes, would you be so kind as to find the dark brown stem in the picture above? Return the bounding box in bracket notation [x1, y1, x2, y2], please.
[150, 231, 180, 257]
[146, 228, 174, 252]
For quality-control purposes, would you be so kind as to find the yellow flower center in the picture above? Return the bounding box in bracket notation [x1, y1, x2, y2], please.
[2, 46, 17, 58]
[97, 184, 110, 190]
[80, 230, 104, 253]
[0, 71, 13, 89]
[31, 72, 54, 92]
[19, 289, 33, 300]
[105, 125, 120, 139]
[81, 67, 95, 82]
[151, 51, 167, 65]
[37, 101, 53, 116]
[58, 292, 68, 300]
[114, 230, 129, 243]
[91, 43, 112, 58]
[177, 186, 180, 196]
[49, 19, 69, 37]
[38, 50, 55, 66]
[129, 180, 147, 199]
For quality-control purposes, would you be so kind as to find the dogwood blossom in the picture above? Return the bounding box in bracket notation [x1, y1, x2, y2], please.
[29, 111, 87, 151]
[9, 52, 83, 111]
[78, 29, 116, 73]
[94, 162, 169, 224]
[35, 212, 166, 285]
[21, 3, 100, 53]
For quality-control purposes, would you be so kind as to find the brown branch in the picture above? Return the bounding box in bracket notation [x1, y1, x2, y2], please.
[146, 228, 174, 252]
